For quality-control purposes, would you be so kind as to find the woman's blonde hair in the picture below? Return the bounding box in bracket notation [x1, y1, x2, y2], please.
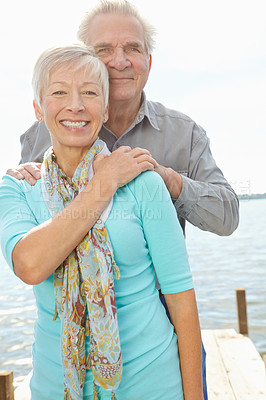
[32, 43, 109, 107]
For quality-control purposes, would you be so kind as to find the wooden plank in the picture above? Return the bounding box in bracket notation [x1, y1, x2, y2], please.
[236, 288, 248, 334]
[11, 329, 266, 400]
[214, 329, 266, 400]
[0, 370, 14, 400]
[202, 329, 236, 400]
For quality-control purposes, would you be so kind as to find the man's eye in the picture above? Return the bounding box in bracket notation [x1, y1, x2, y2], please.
[125, 46, 141, 54]
[52, 91, 65, 95]
[96, 48, 111, 55]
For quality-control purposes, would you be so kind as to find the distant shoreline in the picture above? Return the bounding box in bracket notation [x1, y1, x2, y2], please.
[238, 193, 266, 200]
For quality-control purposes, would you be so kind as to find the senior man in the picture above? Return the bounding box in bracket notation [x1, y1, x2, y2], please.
[14, 0, 239, 236]
[8, 1, 239, 399]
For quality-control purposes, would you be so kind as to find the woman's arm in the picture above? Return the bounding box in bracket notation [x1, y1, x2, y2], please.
[129, 171, 203, 398]
[165, 290, 204, 400]
[12, 173, 112, 285]
[10, 147, 158, 285]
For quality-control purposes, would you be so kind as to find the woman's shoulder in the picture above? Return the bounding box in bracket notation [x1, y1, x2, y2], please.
[0, 175, 50, 224]
[128, 170, 164, 188]
[126, 171, 171, 205]
[0, 174, 42, 198]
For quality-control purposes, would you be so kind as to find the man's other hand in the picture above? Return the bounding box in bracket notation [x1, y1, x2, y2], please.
[6, 163, 42, 185]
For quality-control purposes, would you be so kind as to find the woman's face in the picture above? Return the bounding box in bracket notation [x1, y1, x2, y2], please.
[34, 64, 108, 155]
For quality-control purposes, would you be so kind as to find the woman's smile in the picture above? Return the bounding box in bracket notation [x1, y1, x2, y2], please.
[60, 120, 89, 129]
[34, 65, 108, 163]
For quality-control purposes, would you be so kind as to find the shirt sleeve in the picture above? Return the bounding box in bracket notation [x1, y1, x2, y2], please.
[129, 171, 193, 294]
[174, 123, 239, 236]
[20, 121, 51, 163]
[0, 175, 39, 270]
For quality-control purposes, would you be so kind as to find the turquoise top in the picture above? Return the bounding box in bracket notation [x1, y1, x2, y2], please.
[0, 171, 193, 400]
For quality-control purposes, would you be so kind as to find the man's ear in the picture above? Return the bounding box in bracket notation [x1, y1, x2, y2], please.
[33, 100, 44, 122]
[149, 55, 152, 72]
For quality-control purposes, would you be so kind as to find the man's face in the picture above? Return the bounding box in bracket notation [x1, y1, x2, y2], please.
[86, 13, 151, 105]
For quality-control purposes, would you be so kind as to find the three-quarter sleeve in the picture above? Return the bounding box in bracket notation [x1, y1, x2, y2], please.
[0, 175, 39, 270]
[128, 171, 193, 294]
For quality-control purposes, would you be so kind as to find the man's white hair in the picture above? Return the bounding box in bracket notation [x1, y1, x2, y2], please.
[77, 0, 156, 55]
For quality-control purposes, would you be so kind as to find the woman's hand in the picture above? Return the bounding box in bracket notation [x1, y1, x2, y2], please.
[93, 146, 159, 190]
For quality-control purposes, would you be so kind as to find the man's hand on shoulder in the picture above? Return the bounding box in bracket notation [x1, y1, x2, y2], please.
[155, 164, 183, 199]
[6, 162, 42, 185]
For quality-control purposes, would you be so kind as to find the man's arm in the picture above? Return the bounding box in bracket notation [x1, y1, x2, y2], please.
[20, 121, 51, 163]
[6, 121, 50, 184]
[156, 125, 239, 236]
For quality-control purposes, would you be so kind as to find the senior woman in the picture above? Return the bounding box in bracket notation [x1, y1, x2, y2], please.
[0, 44, 203, 400]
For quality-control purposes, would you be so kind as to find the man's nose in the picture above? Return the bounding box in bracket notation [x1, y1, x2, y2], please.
[108, 48, 131, 70]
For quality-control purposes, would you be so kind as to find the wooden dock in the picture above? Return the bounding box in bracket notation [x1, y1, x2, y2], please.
[0, 289, 265, 399]
[202, 328, 266, 400]
[0, 329, 265, 399]
[0, 329, 262, 399]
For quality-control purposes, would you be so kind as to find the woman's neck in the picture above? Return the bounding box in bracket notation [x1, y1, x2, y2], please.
[53, 146, 88, 178]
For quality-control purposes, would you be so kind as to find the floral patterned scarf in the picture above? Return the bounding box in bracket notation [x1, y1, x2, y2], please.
[41, 138, 122, 400]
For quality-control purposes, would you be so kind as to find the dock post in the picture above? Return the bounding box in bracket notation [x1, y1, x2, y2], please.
[236, 287, 248, 335]
[0, 370, 14, 400]
[263, 354, 266, 370]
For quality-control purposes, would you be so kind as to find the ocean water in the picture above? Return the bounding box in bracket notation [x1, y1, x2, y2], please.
[0, 198, 265, 388]
[186, 198, 266, 354]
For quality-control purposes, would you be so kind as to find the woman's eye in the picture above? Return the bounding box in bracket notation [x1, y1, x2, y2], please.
[84, 91, 97, 96]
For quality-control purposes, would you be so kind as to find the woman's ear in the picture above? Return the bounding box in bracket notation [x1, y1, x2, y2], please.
[103, 105, 109, 124]
[33, 100, 44, 122]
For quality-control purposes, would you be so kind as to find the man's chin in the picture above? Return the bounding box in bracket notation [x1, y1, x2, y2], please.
[109, 89, 137, 103]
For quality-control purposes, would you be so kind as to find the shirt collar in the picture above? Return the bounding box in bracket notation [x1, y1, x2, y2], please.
[136, 92, 160, 131]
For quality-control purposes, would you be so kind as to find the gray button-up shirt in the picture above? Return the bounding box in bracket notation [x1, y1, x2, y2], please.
[20, 93, 239, 236]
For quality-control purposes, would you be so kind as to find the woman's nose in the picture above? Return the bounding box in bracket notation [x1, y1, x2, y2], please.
[66, 93, 85, 112]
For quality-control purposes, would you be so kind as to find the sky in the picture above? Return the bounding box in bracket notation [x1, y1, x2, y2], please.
[0, 0, 265, 194]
